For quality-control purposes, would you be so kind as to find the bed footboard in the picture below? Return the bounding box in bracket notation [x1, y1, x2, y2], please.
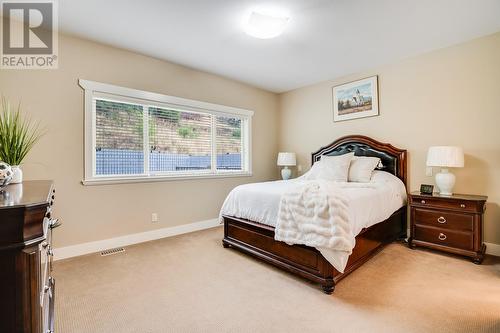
[222, 206, 407, 294]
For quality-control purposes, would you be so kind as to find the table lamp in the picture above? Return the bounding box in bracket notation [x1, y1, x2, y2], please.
[277, 152, 296, 180]
[426, 146, 464, 195]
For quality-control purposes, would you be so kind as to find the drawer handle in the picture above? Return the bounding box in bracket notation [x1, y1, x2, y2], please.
[421, 200, 426, 204]
[437, 216, 446, 224]
[41, 241, 49, 249]
[460, 204, 466, 208]
[438, 233, 447, 241]
[49, 218, 61, 229]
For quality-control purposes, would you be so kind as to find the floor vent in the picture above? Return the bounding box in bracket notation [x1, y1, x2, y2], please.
[100, 247, 125, 256]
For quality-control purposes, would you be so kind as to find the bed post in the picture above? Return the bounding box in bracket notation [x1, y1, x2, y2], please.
[322, 284, 335, 294]
[222, 217, 230, 248]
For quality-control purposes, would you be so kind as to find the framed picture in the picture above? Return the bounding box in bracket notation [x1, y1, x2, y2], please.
[332, 75, 379, 122]
[420, 184, 434, 195]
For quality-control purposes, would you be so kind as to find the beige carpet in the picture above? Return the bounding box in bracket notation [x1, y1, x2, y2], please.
[54, 227, 500, 333]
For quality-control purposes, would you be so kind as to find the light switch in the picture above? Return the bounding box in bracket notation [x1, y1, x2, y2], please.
[151, 213, 159, 223]
[425, 167, 433, 177]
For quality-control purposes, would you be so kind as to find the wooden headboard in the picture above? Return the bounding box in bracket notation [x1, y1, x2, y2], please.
[311, 135, 407, 186]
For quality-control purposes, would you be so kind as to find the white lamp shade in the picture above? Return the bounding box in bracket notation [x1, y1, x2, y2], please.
[426, 146, 464, 168]
[277, 152, 296, 166]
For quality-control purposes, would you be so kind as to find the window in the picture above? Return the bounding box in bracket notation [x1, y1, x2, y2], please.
[216, 116, 243, 171]
[80, 80, 253, 185]
[95, 100, 144, 176]
[148, 106, 212, 173]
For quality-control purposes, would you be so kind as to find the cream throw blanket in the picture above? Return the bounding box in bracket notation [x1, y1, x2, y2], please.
[274, 181, 355, 273]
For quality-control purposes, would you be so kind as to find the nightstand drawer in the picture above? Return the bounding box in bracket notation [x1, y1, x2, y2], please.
[414, 208, 473, 231]
[412, 197, 479, 213]
[414, 225, 473, 251]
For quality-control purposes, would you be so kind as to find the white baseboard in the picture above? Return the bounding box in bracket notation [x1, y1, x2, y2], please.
[485, 242, 500, 257]
[53, 218, 221, 261]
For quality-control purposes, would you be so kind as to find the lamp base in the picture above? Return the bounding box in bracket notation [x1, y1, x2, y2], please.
[281, 167, 292, 180]
[435, 168, 455, 196]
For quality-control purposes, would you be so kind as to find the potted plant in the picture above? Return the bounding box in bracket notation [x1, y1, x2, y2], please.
[0, 98, 43, 183]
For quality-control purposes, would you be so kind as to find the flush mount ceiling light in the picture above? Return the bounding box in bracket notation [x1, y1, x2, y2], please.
[243, 10, 290, 39]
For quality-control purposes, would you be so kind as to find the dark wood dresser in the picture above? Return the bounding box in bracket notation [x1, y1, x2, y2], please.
[408, 191, 487, 264]
[0, 180, 59, 333]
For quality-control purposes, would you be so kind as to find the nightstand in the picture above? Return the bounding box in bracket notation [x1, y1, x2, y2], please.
[408, 191, 487, 264]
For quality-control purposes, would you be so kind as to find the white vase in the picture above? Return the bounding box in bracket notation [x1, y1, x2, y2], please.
[11, 166, 23, 184]
[281, 166, 292, 180]
[435, 168, 455, 196]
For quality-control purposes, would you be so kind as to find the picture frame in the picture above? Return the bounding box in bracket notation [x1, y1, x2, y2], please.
[332, 75, 379, 122]
[420, 184, 434, 195]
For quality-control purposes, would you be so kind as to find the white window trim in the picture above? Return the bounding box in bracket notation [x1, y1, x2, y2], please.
[79, 79, 253, 185]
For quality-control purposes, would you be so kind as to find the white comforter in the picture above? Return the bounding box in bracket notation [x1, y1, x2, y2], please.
[275, 181, 355, 272]
[219, 171, 407, 272]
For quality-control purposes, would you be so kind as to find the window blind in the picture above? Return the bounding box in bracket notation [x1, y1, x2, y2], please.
[95, 99, 144, 175]
[149, 107, 212, 173]
[216, 116, 242, 170]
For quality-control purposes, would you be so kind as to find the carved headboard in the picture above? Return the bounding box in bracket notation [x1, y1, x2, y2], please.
[311, 135, 407, 186]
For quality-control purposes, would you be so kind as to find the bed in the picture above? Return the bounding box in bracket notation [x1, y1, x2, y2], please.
[221, 135, 408, 294]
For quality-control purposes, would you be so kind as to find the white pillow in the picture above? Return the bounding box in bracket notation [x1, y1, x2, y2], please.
[305, 152, 354, 182]
[348, 156, 381, 182]
[304, 160, 323, 180]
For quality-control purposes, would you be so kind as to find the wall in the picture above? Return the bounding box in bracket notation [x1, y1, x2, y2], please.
[278, 32, 500, 245]
[0, 34, 279, 248]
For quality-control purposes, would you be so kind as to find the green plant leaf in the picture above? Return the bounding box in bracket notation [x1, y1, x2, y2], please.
[0, 97, 44, 165]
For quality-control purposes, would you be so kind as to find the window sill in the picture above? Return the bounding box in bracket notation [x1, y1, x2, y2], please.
[81, 172, 253, 186]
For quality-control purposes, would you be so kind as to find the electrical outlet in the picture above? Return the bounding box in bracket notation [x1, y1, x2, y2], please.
[297, 164, 303, 172]
[426, 167, 433, 177]
[151, 213, 159, 223]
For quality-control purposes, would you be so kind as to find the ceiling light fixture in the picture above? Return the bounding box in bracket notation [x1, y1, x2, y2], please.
[243, 10, 290, 39]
